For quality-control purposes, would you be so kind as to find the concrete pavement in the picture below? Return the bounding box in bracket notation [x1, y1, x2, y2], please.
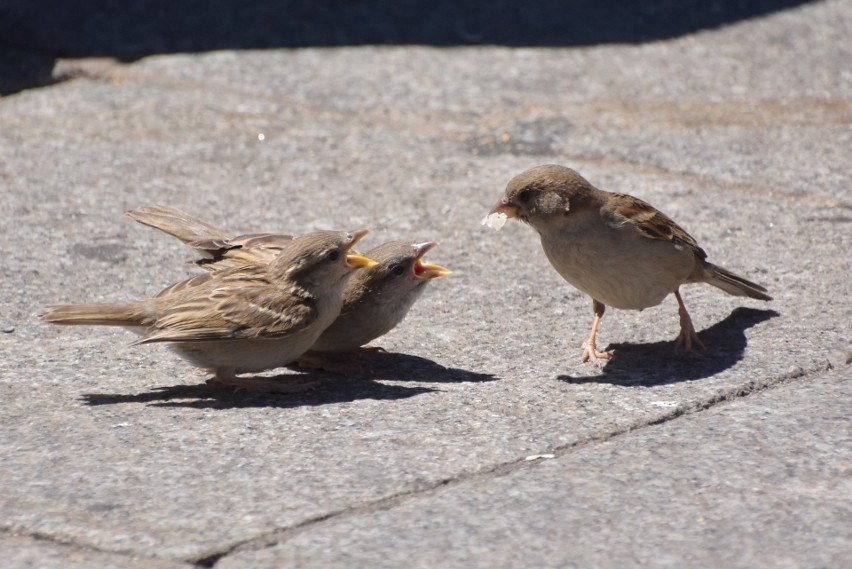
[1, 1, 849, 566]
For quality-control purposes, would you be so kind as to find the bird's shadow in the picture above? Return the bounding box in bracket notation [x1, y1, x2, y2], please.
[558, 307, 780, 386]
[81, 351, 494, 409]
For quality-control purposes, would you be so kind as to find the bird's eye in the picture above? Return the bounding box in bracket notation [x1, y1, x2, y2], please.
[390, 263, 406, 276]
[326, 250, 341, 262]
[518, 188, 533, 203]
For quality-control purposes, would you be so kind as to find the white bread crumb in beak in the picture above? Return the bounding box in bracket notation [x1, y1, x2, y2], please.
[481, 211, 509, 230]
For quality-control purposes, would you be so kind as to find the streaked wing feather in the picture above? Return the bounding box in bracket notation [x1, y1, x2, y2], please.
[608, 194, 707, 259]
[127, 205, 231, 243]
[135, 327, 244, 344]
[192, 233, 294, 268]
[155, 273, 215, 298]
[212, 286, 316, 338]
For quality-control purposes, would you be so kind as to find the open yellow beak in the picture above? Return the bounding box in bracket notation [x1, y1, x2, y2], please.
[412, 242, 451, 280]
[346, 253, 378, 269]
[344, 229, 378, 268]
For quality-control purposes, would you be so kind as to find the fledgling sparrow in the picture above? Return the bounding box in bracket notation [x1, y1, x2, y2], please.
[483, 164, 771, 365]
[126, 206, 451, 361]
[40, 229, 376, 391]
[309, 240, 451, 353]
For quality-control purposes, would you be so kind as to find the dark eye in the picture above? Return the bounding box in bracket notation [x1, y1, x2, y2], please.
[390, 263, 406, 276]
[326, 250, 340, 262]
[518, 188, 533, 203]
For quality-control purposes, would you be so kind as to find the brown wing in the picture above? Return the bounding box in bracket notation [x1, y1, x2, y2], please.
[127, 205, 294, 269]
[192, 233, 294, 270]
[153, 265, 269, 298]
[140, 270, 316, 343]
[213, 285, 316, 337]
[154, 272, 216, 298]
[605, 194, 707, 260]
[126, 205, 231, 243]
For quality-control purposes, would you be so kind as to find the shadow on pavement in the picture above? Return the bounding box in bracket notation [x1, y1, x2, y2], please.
[81, 351, 494, 409]
[1, 0, 813, 94]
[559, 307, 780, 386]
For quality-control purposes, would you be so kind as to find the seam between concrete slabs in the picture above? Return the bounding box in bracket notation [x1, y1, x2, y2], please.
[193, 361, 841, 568]
[2, 362, 839, 566]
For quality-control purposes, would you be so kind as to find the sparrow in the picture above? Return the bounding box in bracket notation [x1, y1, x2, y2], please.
[40, 229, 377, 391]
[483, 164, 771, 365]
[126, 206, 451, 359]
[309, 240, 451, 354]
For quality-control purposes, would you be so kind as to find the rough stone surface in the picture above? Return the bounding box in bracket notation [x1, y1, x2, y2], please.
[1, 0, 849, 566]
[218, 368, 852, 569]
[1, 533, 191, 569]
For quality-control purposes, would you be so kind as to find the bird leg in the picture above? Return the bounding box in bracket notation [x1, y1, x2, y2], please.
[581, 300, 611, 366]
[673, 289, 704, 353]
[354, 345, 387, 354]
[208, 367, 320, 393]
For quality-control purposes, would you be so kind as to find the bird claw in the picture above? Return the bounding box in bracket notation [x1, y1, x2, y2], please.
[581, 341, 611, 367]
[674, 329, 705, 355]
[673, 318, 705, 354]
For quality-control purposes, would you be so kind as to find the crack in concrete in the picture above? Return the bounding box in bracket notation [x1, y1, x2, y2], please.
[193, 361, 839, 567]
[0, 526, 192, 568]
[0, 361, 839, 566]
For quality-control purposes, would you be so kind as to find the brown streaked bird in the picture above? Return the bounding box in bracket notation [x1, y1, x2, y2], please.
[40, 229, 376, 391]
[126, 206, 451, 360]
[483, 164, 771, 365]
[309, 240, 450, 354]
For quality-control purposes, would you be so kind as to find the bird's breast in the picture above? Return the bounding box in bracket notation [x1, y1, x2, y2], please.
[539, 220, 695, 310]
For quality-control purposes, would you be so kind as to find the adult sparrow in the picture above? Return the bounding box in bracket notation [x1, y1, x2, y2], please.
[127, 206, 451, 359]
[483, 164, 771, 364]
[40, 229, 376, 390]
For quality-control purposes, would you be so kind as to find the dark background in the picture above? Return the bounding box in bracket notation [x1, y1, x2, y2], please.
[0, 0, 815, 94]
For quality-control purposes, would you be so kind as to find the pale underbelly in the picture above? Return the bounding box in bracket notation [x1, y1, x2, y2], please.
[542, 233, 695, 310]
[170, 331, 319, 373]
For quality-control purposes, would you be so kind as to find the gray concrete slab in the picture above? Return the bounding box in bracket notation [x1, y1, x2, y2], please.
[217, 367, 852, 569]
[1, 0, 849, 566]
[2, 532, 191, 569]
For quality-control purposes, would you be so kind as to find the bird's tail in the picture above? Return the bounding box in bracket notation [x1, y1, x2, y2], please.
[39, 302, 147, 327]
[126, 205, 230, 244]
[705, 263, 772, 301]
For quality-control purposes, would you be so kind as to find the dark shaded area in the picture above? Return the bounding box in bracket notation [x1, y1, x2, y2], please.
[559, 307, 780, 386]
[81, 351, 494, 409]
[0, 0, 815, 94]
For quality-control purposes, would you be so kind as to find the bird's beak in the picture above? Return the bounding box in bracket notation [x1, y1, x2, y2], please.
[412, 242, 451, 280]
[481, 198, 518, 230]
[346, 254, 377, 269]
[345, 229, 378, 268]
[488, 198, 518, 218]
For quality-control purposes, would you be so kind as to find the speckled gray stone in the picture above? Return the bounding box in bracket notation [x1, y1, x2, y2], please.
[217, 368, 852, 569]
[0, 0, 849, 566]
[2, 533, 191, 569]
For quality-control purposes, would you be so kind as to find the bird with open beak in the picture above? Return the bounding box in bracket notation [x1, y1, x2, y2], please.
[309, 240, 450, 354]
[126, 206, 450, 362]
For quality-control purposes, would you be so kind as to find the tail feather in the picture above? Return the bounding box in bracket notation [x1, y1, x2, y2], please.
[705, 264, 772, 301]
[39, 302, 147, 326]
[126, 205, 230, 244]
